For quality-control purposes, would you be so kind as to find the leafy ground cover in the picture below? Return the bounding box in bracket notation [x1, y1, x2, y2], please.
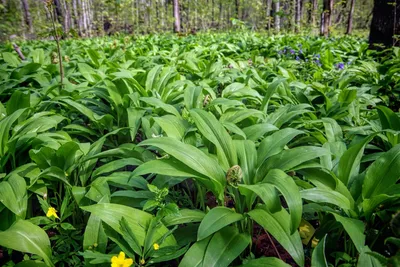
[0, 32, 400, 267]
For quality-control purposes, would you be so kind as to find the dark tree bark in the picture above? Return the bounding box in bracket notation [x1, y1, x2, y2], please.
[53, 0, 64, 28]
[235, 0, 240, 19]
[321, 0, 333, 36]
[173, 0, 181, 32]
[369, 0, 400, 47]
[346, 0, 355, 34]
[21, 0, 33, 34]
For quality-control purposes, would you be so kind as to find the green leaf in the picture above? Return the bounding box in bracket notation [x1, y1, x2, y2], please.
[242, 123, 278, 141]
[0, 109, 26, 157]
[362, 144, 400, 199]
[301, 188, 352, 212]
[376, 106, 400, 131]
[311, 235, 328, 267]
[81, 203, 176, 247]
[154, 115, 187, 140]
[257, 146, 329, 181]
[179, 236, 212, 267]
[0, 220, 53, 267]
[14, 261, 48, 267]
[138, 137, 226, 201]
[2, 52, 20, 67]
[0, 174, 27, 218]
[162, 209, 205, 227]
[197, 207, 244, 241]
[202, 227, 250, 267]
[332, 213, 365, 253]
[239, 257, 291, 267]
[337, 134, 377, 186]
[248, 207, 304, 267]
[190, 109, 237, 170]
[262, 169, 302, 234]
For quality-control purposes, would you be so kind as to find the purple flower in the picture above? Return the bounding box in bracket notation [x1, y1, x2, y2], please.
[347, 61, 352, 65]
[316, 54, 320, 58]
[290, 49, 295, 54]
[336, 62, 345, 70]
[295, 56, 300, 61]
[315, 59, 321, 66]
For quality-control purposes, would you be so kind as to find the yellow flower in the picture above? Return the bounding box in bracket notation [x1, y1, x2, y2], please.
[46, 207, 59, 219]
[140, 258, 145, 265]
[311, 237, 319, 248]
[111, 252, 133, 267]
[298, 219, 315, 245]
[153, 243, 160, 250]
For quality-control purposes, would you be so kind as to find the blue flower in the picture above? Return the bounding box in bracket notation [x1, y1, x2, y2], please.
[290, 49, 295, 54]
[296, 56, 300, 61]
[315, 54, 320, 58]
[336, 62, 345, 70]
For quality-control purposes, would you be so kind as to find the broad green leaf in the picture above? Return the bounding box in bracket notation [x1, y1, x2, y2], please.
[190, 109, 237, 170]
[154, 115, 187, 140]
[257, 146, 329, 181]
[162, 209, 205, 227]
[179, 236, 211, 267]
[81, 203, 176, 247]
[311, 235, 328, 267]
[242, 123, 278, 141]
[0, 220, 53, 267]
[0, 174, 27, 218]
[301, 188, 352, 212]
[376, 106, 400, 131]
[239, 257, 291, 267]
[257, 128, 304, 166]
[197, 207, 244, 241]
[0, 109, 26, 157]
[249, 207, 304, 267]
[362, 144, 400, 199]
[262, 169, 302, 234]
[202, 227, 250, 267]
[332, 213, 365, 253]
[138, 137, 226, 200]
[337, 134, 377, 186]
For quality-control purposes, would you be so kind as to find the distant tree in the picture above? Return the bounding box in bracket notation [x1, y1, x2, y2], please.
[274, 0, 280, 31]
[321, 0, 333, 36]
[21, 0, 33, 34]
[369, 0, 400, 47]
[346, 0, 355, 34]
[173, 0, 181, 32]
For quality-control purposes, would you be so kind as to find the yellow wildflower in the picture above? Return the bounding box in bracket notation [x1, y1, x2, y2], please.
[111, 252, 133, 267]
[153, 243, 160, 250]
[311, 237, 319, 248]
[298, 219, 315, 245]
[46, 207, 59, 219]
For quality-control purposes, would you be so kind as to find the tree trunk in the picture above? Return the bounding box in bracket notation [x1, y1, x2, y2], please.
[311, 0, 318, 30]
[295, 0, 301, 32]
[266, 0, 272, 31]
[235, 0, 240, 19]
[219, 0, 223, 29]
[21, 0, 33, 35]
[274, 0, 280, 31]
[369, 0, 400, 47]
[321, 0, 333, 36]
[173, 0, 181, 32]
[346, 0, 355, 34]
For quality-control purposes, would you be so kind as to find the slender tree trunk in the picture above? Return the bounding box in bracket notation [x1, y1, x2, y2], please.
[173, 0, 181, 32]
[266, 0, 272, 31]
[274, 0, 280, 31]
[235, 0, 240, 19]
[369, 0, 400, 47]
[72, 0, 81, 35]
[321, 0, 333, 36]
[346, 0, 355, 34]
[21, 0, 33, 35]
[335, 0, 347, 24]
[295, 0, 301, 32]
[219, 0, 223, 29]
[311, 0, 318, 32]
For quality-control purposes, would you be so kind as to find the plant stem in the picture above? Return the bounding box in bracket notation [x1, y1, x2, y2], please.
[266, 231, 282, 260]
[48, 3, 64, 89]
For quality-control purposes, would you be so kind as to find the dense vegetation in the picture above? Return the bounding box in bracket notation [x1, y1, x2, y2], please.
[0, 33, 400, 267]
